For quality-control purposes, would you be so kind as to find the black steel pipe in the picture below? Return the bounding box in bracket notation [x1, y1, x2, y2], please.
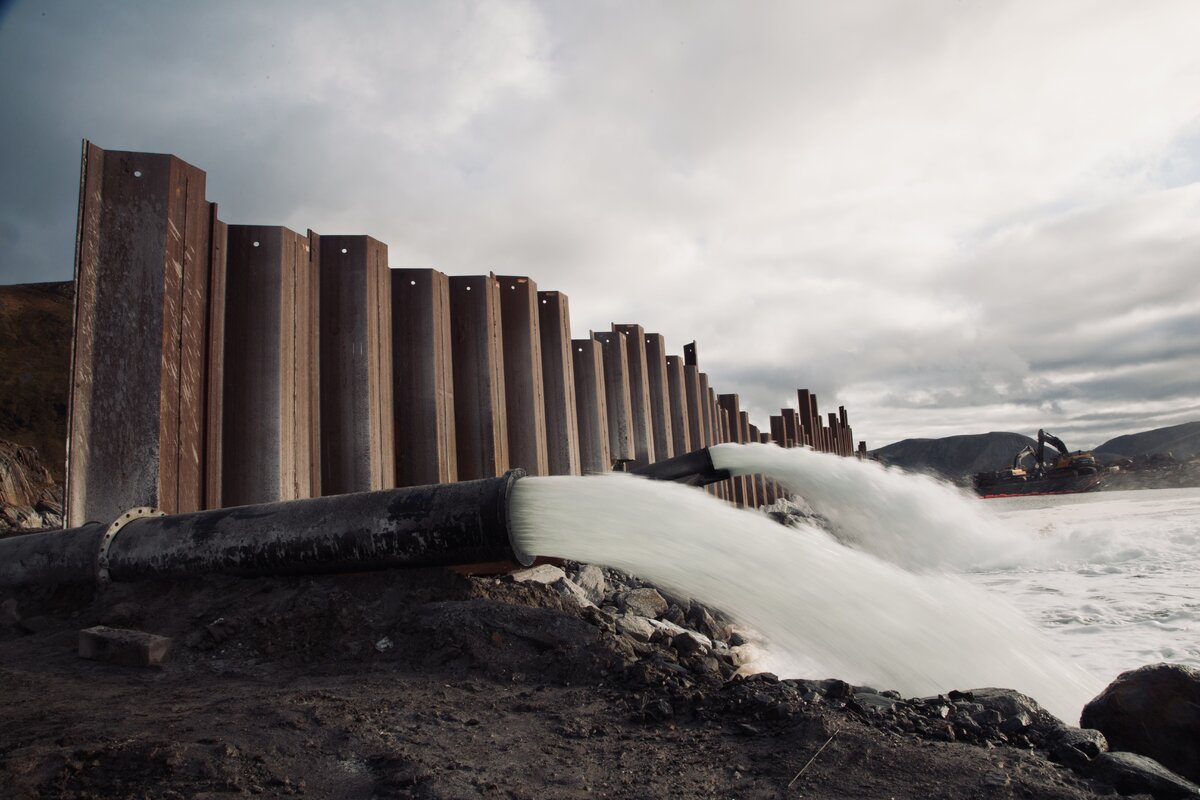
[0, 470, 529, 590]
[630, 446, 730, 486]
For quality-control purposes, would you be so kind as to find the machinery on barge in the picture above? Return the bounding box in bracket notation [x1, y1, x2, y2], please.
[973, 429, 1104, 498]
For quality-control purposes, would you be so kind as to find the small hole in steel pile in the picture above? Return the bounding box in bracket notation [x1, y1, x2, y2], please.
[341, 248, 348, 254]
[252, 241, 260, 247]
[133, 170, 142, 178]
[410, 280, 416, 286]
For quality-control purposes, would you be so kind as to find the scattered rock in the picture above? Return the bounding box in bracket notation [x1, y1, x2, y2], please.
[1086, 751, 1200, 800]
[670, 632, 705, 658]
[0, 440, 61, 531]
[618, 588, 668, 619]
[851, 693, 898, 716]
[571, 564, 606, 604]
[509, 564, 567, 585]
[550, 577, 596, 609]
[205, 617, 237, 643]
[0, 597, 19, 627]
[1082, 663, 1200, 783]
[100, 601, 144, 627]
[685, 601, 723, 642]
[1049, 726, 1108, 769]
[374, 636, 394, 653]
[17, 615, 52, 635]
[615, 614, 655, 643]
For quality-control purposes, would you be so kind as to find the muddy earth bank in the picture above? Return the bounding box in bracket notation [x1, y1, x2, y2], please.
[0, 562, 1155, 799]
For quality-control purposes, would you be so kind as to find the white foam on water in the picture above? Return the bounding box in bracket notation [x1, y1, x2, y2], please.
[710, 442, 1200, 688]
[973, 488, 1200, 685]
[710, 442, 1021, 571]
[510, 471, 1101, 722]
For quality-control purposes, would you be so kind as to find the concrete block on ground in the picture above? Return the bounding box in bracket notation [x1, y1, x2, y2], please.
[391, 268, 457, 486]
[538, 291, 581, 476]
[79, 625, 172, 668]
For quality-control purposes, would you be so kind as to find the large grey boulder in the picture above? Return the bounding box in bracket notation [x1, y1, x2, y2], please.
[617, 588, 668, 619]
[1086, 752, 1200, 799]
[572, 565, 606, 605]
[1081, 663, 1200, 784]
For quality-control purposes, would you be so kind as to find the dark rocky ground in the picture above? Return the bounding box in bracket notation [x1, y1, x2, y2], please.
[4, 557, 1192, 799]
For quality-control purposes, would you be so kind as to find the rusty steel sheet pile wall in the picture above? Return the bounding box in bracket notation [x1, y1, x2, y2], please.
[570, 338, 610, 474]
[318, 234, 395, 495]
[538, 292, 581, 476]
[448, 275, 508, 481]
[643, 333, 674, 462]
[391, 268, 457, 487]
[220, 225, 320, 506]
[611, 324, 656, 469]
[67, 143, 870, 522]
[663, 356, 691, 457]
[496, 275, 550, 477]
[592, 331, 635, 467]
[68, 144, 217, 527]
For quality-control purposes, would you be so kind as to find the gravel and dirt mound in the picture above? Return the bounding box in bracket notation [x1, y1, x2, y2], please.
[0, 564, 1156, 799]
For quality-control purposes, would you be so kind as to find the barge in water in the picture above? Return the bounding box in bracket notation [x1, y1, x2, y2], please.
[973, 430, 1105, 498]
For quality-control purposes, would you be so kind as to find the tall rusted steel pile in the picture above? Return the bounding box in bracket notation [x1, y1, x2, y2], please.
[65, 142, 866, 528]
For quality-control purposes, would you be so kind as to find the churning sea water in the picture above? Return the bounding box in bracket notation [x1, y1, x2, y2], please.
[706, 443, 1200, 692]
[511, 445, 1117, 722]
[971, 487, 1200, 688]
[512, 443, 1198, 723]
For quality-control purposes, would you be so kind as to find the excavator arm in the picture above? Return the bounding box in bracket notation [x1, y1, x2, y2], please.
[1037, 429, 1070, 465]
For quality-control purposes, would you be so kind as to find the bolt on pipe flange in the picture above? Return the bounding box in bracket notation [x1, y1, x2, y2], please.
[97, 507, 164, 584]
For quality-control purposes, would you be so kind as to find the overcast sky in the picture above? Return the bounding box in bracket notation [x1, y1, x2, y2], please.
[2, 1, 1199, 450]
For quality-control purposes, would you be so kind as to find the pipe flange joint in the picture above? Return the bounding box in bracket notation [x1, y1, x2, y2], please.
[97, 506, 164, 584]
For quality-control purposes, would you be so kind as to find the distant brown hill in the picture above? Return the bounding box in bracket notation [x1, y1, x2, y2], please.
[873, 424, 1200, 488]
[869, 431, 1038, 481]
[0, 281, 73, 481]
[1095, 421, 1200, 461]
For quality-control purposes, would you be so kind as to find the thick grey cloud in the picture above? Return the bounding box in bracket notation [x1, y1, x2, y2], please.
[2, 0, 1199, 449]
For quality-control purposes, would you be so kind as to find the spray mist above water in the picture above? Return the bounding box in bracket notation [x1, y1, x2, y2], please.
[510, 466, 1102, 723]
[709, 442, 1019, 571]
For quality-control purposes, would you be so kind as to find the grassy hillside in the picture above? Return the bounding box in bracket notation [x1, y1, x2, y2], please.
[0, 281, 73, 481]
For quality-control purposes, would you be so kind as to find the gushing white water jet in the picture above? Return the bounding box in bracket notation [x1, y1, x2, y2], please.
[709, 442, 1018, 571]
[510, 472, 1102, 723]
